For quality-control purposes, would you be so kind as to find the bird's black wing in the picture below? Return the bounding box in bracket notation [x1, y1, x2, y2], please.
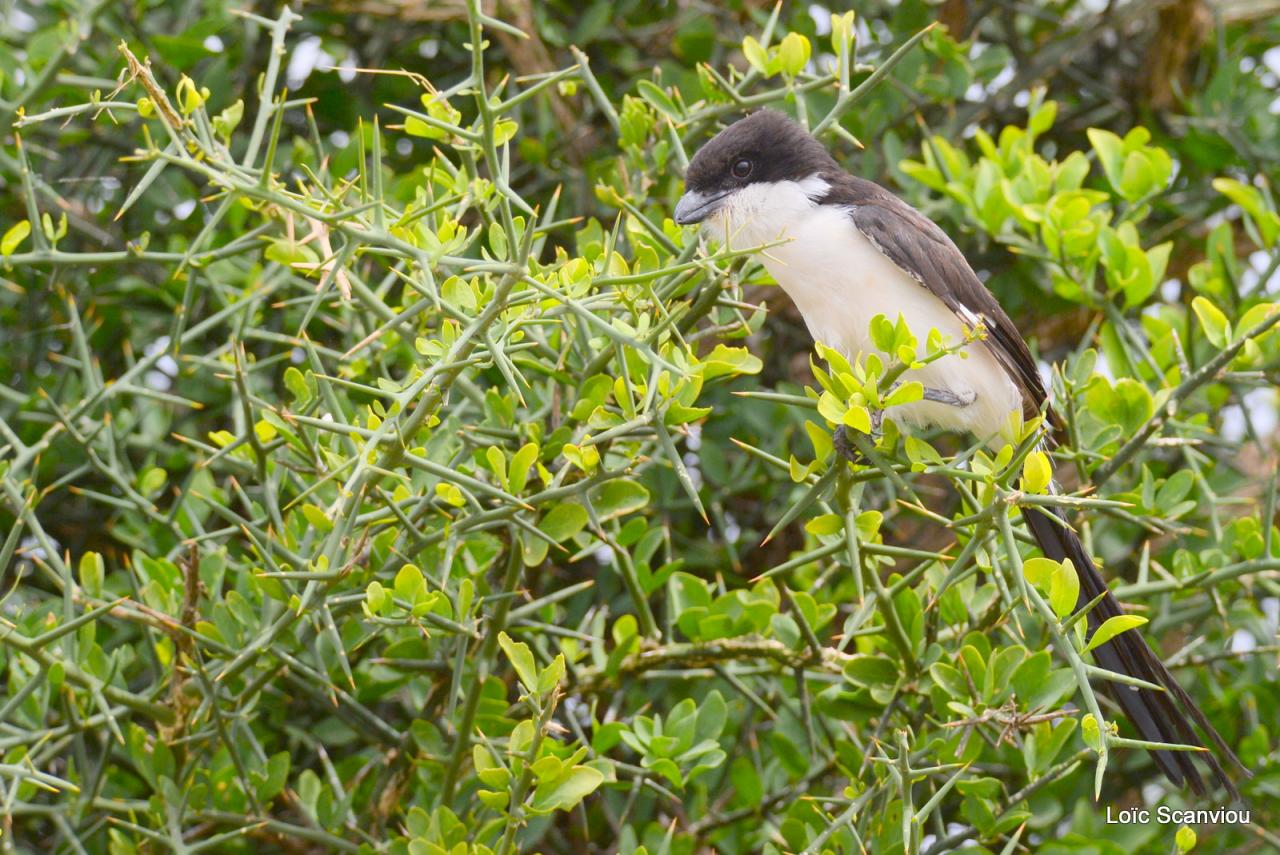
[820, 174, 1058, 428]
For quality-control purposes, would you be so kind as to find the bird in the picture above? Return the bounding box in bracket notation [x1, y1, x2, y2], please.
[674, 109, 1245, 798]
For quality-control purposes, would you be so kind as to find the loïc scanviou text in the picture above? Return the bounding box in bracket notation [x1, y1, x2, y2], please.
[1105, 806, 1251, 825]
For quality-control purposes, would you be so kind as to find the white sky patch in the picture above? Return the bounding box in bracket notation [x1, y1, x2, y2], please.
[1092, 349, 1116, 382]
[808, 5, 832, 36]
[418, 39, 440, 59]
[1242, 387, 1278, 437]
[723, 512, 741, 544]
[203, 35, 224, 53]
[287, 35, 332, 90]
[1160, 278, 1181, 302]
[337, 52, 358, 83]
[1261, 46, 1280, 76]
[173, 199, 196, 220]
[683, 452, 703, 490]
[9, 8, 36, 31]
[685, 422, 702, 451]
[20, 536, 45, 561]
[855, 17, 873, 48]
[1262, 597, 1280, 634]
[396, 138, 412, 156]
[144, 336, 176, 391]
[1240, 249, 1280, 295]
[1231, 629, 1257, 653]
[329, 130, 350, 149]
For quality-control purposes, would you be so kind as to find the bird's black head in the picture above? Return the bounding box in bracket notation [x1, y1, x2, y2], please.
[674, 110, 837, 225]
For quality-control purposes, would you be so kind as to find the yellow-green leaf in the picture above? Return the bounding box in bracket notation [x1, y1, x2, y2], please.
[1083, 614, 1148, 654]
[2, 220, 31, 256]
[1191, 296, 1230, 349]
[1021, 451, 1052, 494]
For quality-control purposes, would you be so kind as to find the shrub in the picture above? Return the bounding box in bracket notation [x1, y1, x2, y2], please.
[2, 2, 1277, 853]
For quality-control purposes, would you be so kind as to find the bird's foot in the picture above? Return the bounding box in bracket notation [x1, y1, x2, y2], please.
[832, 425, 864, 464]
[832, 412, 883, 465]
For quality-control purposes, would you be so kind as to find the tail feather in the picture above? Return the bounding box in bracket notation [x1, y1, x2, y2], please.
[1021, 501, 1245, 799]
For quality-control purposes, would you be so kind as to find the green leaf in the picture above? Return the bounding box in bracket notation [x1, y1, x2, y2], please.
[930, 662, 968, 699]
[1, 220, 30, 256]
[508, 442, 539, 495]
[301, 503, 334, 534]
[365, 581, 386, 614]
[695, 690, 727, 742]
[842, 654, 899, 687]
[1021, 451, 1052, 494]
[283, 366, 311, 405]
[593, 479, 649, 520]
[699, 344, 763, 380]
[537, 654, 566, 694]
[1191, 296, 1231, 348]
[254, 751, 290, 802]
[1049, 559, 1079, 620]
[842, 404, 872, 433]
[636, 80, 680, 120]
[804, 513, 843, 536]
[777, 32, 810, 77]
[79, 552, 105, 598]
[538, 502, 588, 542]
[1022, 556, 1058, 589]
[1083, 615, 1148, 654]
[1213, 178, 1279, 247]
[394, 563, 427, 603]
[741, 36, 770, 75]
[1081, 713, 1102, 750]
[529, 766, 604, 813]
[1086, 128, 1125, 195]
[498, 631, 539, 694]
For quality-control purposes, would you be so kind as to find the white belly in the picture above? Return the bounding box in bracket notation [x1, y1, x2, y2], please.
[709, 180, 1023, 443]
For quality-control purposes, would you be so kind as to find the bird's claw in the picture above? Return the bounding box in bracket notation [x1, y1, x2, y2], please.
[832, 418, 882, 465]
[832, 386, 976, 466]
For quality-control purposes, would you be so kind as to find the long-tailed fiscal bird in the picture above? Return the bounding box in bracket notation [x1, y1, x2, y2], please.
[675, 109, 1244, 797]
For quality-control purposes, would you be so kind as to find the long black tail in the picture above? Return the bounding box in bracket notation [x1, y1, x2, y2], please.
[1022, 501, 1246, 799]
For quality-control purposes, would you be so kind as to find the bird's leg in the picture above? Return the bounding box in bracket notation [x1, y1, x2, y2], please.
[832, 387, 976, 464]
[920, 387, 977, 408]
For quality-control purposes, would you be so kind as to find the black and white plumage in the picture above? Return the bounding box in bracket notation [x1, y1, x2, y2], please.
[676, 109, 1243, 797]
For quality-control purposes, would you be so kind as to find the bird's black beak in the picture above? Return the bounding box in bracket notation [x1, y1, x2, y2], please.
[674, 189, 728, 225]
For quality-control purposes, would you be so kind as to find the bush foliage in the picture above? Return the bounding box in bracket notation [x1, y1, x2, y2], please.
[1, 1, 1278, 853]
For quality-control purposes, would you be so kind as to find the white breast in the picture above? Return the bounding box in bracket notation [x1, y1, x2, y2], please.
[706, 177, 1023, 443]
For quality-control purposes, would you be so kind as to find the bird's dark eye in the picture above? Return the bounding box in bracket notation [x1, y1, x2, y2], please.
[730, 158, 753, 179]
